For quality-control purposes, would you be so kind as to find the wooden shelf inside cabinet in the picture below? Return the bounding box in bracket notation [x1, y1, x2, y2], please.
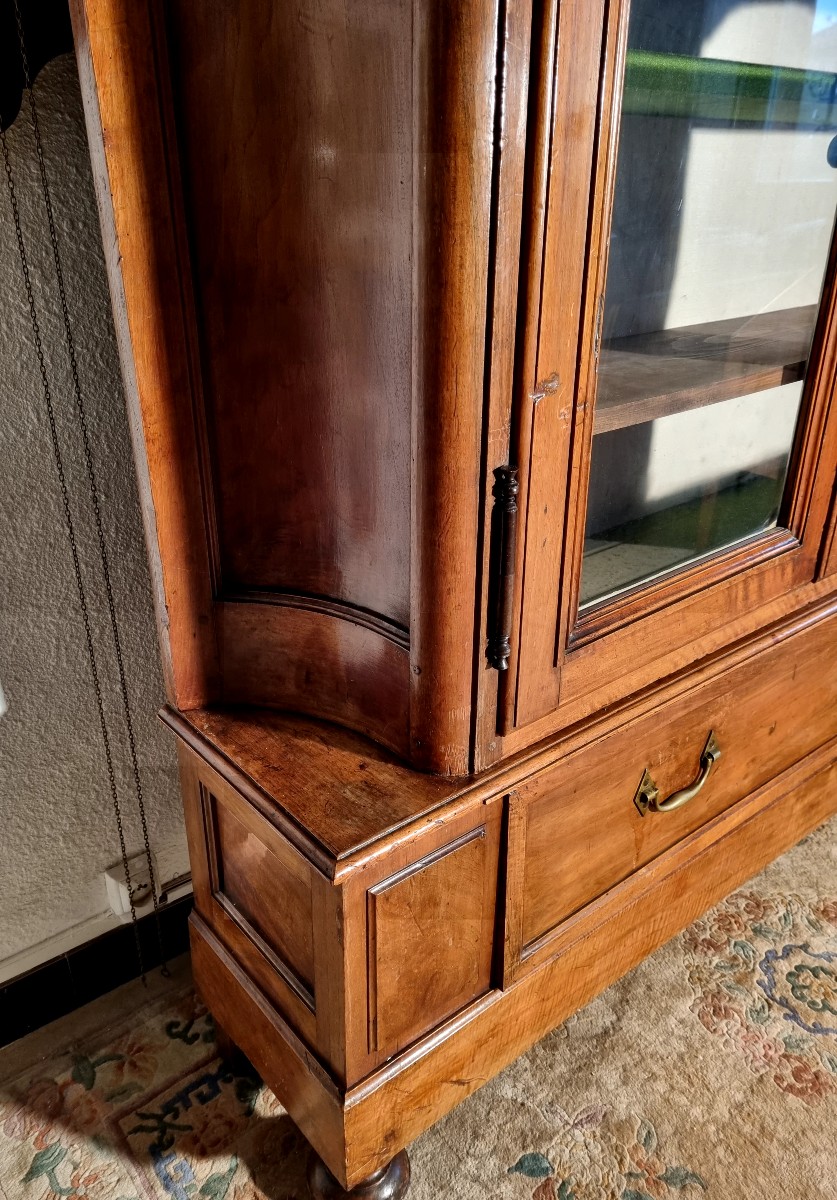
[594, 304, 817, 435]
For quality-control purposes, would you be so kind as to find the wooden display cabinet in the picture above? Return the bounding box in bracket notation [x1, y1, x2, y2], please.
[71, 0, 837, 1195]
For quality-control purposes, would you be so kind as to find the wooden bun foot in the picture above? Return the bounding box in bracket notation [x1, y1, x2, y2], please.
[307, 1150, 411, 1200]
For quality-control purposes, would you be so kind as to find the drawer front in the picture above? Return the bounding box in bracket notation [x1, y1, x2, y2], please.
[518, 611, 837, 957]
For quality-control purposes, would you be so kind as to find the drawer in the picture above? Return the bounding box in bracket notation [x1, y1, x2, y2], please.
[516, 611, 837, 959]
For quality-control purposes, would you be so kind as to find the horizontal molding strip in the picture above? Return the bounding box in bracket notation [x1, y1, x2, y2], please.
[222, 589, 409, 651]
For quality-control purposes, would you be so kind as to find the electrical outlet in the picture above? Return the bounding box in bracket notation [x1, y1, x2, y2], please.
[104, 851, 157, 922]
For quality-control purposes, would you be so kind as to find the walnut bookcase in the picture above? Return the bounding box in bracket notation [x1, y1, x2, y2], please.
[71, 0, 837, 1195]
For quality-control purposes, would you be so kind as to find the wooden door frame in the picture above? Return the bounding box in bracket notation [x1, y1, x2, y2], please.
[493, 0, 837, 756]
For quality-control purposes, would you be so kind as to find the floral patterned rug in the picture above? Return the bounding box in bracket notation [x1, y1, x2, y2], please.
[2, 814, 837, 1200]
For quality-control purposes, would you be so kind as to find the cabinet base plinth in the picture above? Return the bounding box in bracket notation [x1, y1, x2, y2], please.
[307, 1151, 411, 1200]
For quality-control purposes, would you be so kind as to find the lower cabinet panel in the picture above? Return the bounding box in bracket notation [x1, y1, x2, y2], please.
[514, 610, 837, 966]
[366, 821, 501, 1059]
[190, 744, 837, 1190]
[179, 739, 505, 1079]
[175, 608, 837, 1183]
[211, 794, 315, 995]
[177, 745, 320, 1045]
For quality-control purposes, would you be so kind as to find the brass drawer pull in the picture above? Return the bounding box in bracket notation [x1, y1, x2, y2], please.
[633, 731, 722, 816]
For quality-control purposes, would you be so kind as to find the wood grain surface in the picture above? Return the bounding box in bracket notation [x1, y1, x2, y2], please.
[409, 0, 501, 773]
[367, 827, 497, 1059]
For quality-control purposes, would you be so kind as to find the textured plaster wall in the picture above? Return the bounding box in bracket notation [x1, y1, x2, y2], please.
[0, 55, 188, 969]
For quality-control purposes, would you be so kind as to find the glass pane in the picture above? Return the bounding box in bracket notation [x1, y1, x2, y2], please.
[580, 0, 837, 609]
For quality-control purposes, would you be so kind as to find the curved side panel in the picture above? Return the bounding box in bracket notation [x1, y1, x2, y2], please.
[75, 0, 503, 770]
[73, 0, 413, 750]
[218, 603, 410, 760]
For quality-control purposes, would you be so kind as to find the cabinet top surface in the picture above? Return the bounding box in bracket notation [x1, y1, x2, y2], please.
[164, 705, 460, 865]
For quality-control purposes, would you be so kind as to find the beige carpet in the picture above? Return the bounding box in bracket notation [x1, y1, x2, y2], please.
[2, 815, 837, 1200]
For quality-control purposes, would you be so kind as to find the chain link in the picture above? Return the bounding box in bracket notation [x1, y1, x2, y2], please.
[3, 8, 170, 980]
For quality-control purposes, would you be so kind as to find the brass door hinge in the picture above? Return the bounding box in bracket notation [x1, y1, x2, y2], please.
[487, 465, 519, 671]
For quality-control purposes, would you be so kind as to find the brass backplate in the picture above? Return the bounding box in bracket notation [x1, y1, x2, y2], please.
[633, 767, 659, 817]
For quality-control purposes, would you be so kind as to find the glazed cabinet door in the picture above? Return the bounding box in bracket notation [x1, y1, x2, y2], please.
[499, 0, 837, 748]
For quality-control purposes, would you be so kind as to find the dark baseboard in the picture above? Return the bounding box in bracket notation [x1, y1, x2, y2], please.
[0, 896, 193, 1049]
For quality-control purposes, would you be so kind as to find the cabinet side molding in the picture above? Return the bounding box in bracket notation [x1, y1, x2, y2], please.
[69, 0, 220, 708]
[410, 0, 504, 773]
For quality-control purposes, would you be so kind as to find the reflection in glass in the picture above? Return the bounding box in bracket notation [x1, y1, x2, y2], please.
[580, 0, 837, 608]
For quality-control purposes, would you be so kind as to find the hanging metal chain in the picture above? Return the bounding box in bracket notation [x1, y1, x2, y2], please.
[3, 8, 170, 980]
[1, 123, 147, 981]
[11, 0, 167, 977]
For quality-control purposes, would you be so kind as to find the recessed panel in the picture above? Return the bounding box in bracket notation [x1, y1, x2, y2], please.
[165, 1, 412, 625]
[367, 827, 498, 1057]
[212, 795, 315, 994]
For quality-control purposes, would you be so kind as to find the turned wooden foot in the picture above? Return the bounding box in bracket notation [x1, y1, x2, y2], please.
[307, 1150, 410, 1200]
